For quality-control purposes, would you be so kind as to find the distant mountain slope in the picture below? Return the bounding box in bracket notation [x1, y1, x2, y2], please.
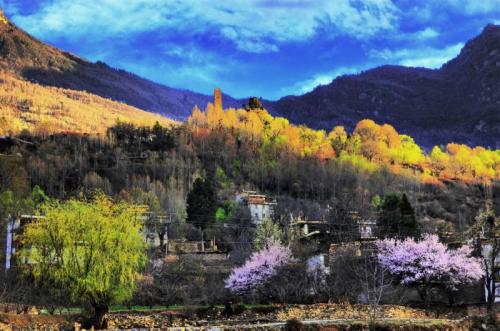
[0, 72, 175, 135]
[0, 11, 240, 120]
[272, 24, 500, 148]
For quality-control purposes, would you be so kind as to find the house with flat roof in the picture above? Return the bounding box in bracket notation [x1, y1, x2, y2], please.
[236, 191, 276, 224]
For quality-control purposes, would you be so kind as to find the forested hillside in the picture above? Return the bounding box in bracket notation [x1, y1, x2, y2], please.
[1, 92, 498, 245]
[189, 95, 499, 185]
[0, 72, 175, 135]
[0, 10, 240, 119]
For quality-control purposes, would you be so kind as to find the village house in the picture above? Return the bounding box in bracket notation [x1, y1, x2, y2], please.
[235, 190, 276, 224]
[357, 219, 377, 240]
[163, 238, 231, 273]
[139, 211, 170, 253]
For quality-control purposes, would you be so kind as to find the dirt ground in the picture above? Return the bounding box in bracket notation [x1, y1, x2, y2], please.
[0, 303, 495, 330]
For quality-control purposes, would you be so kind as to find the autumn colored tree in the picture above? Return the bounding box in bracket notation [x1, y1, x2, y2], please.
[185, 98, 498, 185]
[328, 126, 347, 155]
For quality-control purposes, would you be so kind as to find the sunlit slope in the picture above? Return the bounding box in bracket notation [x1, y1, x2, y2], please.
[0, 72, 176, 135]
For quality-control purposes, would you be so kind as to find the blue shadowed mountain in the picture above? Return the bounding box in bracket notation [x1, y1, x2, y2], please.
[271, 24, 500, 148]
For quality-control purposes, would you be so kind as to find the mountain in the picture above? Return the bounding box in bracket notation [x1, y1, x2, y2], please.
[0, 71, 175, 136]
[0, 11, 240, 120]
[1, 9, 498, 148]
[272, 24, 500, 148]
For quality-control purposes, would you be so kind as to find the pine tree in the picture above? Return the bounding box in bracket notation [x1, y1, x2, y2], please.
[378, 193, 419, 239]
[246, 97, 264, 110]
[186, 178, 217, 230]
[399, 194, 419, 238]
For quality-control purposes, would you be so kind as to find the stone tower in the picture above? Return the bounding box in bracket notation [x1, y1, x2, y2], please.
[214, 88, 223, 111]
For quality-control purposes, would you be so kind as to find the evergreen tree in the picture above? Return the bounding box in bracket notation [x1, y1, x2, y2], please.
[378, 193, 419, 239]
[246, 97, 264, 110]
[186, 178, 217, 230]
[399, 194, 419, 238]
[378, 193, 400, 238]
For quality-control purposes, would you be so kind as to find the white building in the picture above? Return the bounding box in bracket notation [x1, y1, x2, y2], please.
[236, 191, 276, 224]
[357, 219, 377, 240]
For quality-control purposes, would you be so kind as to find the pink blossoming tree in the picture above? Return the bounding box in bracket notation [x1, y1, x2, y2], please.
[225, 240, 293, 295]
[377, 234, 482, 305]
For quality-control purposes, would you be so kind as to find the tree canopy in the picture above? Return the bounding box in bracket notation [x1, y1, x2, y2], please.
[21, 193, 146, 328]
[187, 104, 499, 184]
[377, 235, 482, 304]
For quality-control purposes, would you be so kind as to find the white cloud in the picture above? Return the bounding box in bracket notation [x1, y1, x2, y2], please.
[413, 27, 439, 40]
[9, 0, 399, 53]
[446, 0, 500, 15]
[124, 43, 233, 94]
[281, 66, 363, 96]
[369, 43, 463, 69]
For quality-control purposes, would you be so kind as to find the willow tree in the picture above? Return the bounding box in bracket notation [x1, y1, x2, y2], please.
[21, 194, 146, 328]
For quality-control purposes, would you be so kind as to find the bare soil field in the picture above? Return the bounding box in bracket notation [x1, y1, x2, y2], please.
[0, 303, 495, 330]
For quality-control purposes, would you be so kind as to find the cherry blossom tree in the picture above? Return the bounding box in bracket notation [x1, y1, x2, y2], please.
[225, 240, 293, 295]
[377, 234, 482, 305]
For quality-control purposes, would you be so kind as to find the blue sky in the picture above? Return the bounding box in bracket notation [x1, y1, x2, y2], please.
[1, 0, 499, 100]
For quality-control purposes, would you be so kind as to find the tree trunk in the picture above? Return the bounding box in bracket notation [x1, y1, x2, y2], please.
[91, 303, 109, 330]
[159, 232, 165, 252]
[486, 288, 497, 326]
[417, 285, 431, 312]
[484, 276, 497, 325]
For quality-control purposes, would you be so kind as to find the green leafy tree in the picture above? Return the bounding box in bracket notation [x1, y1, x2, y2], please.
[215, 201, 236, 223]
[0, 190, 14, 221]
[21, 194, 146, 328]
[215, 166, 233, 190]
[30, 185, 48, 211]
[254, 218, 286, 250]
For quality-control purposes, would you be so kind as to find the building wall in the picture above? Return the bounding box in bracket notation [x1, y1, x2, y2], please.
[249, 203, 272, 224]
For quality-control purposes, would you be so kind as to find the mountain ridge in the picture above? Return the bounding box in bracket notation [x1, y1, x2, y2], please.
[271, 24, 500, 148]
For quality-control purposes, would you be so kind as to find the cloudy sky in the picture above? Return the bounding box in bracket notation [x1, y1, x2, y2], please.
[1, 0, 499, 99]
